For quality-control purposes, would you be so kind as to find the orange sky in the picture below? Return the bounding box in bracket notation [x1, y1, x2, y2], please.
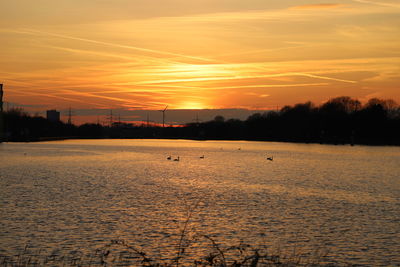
[1, 0, 399, 123]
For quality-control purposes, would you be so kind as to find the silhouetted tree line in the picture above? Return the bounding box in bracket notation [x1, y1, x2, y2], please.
[2, 96, 400, 145]
[183, 97, 400, 145]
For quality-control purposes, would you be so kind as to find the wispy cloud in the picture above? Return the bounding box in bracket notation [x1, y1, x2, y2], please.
[8, 28, 215, 63]
[205, 83, 330, 90]
[155, 3, 385, 25]
[352, 0, 400, 8]
[290, 3, 344, 9]
[8, 90, 107, 108]
[135, 72, 357, 85]
[214, 45, 315, 59]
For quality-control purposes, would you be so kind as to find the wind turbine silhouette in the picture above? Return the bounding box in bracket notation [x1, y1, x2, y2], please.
[159, 105, 168, 128]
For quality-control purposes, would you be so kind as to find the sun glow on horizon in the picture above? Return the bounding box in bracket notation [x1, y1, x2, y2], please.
[176, 101, 210, 110]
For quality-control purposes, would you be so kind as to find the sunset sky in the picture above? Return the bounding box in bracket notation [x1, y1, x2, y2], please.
[1, 0, 399, 124]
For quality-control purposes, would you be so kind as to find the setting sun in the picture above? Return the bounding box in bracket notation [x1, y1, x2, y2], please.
[176, 101, 208, 110]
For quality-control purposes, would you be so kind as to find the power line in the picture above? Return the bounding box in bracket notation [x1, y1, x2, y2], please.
[67, 107, 73, 124]
[107, 110, 113, 127]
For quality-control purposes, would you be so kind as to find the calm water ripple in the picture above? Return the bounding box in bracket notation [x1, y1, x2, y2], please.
[0, 139, 399, 265]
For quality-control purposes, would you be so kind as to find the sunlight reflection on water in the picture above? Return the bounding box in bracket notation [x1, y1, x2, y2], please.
[0, 139, 399, 265]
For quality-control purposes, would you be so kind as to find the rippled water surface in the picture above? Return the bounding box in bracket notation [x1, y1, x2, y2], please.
[0, 139, 399, 265]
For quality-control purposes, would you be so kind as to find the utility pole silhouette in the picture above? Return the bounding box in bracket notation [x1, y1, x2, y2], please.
[193, 113, 201, 125]
[67, 107, 73, 125]
[108, 110, 113, 127]
[159, 105, 168, 128]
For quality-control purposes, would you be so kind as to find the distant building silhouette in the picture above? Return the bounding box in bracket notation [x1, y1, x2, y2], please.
[46, 109, 60, 122]
[0, 84, 3, 142]
[0, 84, 3, 113]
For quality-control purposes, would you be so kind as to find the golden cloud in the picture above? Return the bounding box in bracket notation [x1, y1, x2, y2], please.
[291, 3, 344, 9]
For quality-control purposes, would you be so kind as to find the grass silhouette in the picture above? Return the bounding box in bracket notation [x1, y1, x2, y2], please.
[0, 238, 333, 267]
[0, 199, 337, 266]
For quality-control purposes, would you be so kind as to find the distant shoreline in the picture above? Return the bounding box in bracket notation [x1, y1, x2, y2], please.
[3, 96, 399, 146]
[3, 136, 399, 147]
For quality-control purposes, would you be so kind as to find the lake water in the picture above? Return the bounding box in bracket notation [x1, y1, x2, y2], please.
[0, 139, 399, 266]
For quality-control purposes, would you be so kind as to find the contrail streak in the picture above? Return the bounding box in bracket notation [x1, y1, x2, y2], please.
[40, 45, 188, 66]
[60, 90, 144, 105]
[135, 72, 357, 85]
[138, 83, 329, 91]
[200, 83, 329, 90]
[214, 45, 313, 58]
[18, 28, 215, 63]
[7, 90, 106, 107]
